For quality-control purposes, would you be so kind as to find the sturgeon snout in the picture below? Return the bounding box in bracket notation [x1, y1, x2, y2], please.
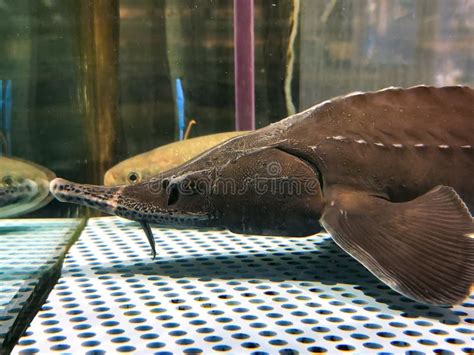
[50, 178, 122, 215]
[49, 177, 209, 259]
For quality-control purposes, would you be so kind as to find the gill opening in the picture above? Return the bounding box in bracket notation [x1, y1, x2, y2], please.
[274, 146, 324, 191]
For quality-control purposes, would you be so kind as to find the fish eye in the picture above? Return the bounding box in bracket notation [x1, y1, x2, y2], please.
[127, 171, 141, 183]
[2, 176, 13, 186]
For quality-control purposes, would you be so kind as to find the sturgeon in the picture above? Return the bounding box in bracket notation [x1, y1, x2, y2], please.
[104, 131, 249, 186]
[0, 157, 56, 218]
[50, 86, 474, 305]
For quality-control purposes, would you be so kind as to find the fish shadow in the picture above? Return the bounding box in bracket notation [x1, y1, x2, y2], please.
[92, 236, 462, 323]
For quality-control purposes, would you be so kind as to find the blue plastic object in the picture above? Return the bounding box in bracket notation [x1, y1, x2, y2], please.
[0, 80, 12, 156]
[175, 78, 185, 141]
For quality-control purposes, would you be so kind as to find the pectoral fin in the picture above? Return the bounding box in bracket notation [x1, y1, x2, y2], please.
[140, 221, 157, 259]
[321, 185, 473, 305]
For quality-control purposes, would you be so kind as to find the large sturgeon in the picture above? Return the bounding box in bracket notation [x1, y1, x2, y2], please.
[50, 86, 473, 305]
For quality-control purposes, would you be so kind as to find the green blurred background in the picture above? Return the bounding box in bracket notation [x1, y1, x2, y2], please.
[0, 0, 472, 217]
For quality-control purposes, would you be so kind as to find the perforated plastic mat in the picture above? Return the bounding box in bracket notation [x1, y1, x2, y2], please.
[0, 218, 84, 351]
[12, 217, 474, 354]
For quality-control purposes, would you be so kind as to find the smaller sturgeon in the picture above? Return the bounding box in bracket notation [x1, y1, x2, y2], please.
[50, 86, 474, 306]
[0, 157, 56, 218]
[0, 178, 38, 207]
[104, 131, 249, 186]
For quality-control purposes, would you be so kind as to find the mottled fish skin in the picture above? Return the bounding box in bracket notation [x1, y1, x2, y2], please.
[50, 86, 474, 305]
[0, 179, 38, 207]
[104, 131, 249, 186]
[0, 157, 56, 218]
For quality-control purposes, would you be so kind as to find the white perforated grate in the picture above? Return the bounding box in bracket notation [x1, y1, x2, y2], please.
[12, 217, 474, 354]
[0, 218, 83, 349]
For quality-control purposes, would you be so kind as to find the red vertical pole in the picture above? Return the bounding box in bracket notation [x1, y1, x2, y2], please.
[234, 0, 255, 131]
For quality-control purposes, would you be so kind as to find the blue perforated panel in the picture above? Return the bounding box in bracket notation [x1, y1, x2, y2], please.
[12, 217, 474, 354]
[0, 218, 83, 349]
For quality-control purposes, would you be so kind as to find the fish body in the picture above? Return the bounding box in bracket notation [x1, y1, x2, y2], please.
[281, 86, 473, 208]
[51, 86, 474, 305]
[0, 157, 56, 218]
[0, 178, 38, 207]
[104, 131, 249, 186]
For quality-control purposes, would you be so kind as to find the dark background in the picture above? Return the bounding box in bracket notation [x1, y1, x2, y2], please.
[0, 0, 472, 217]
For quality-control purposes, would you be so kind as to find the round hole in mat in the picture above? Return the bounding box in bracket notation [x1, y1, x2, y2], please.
[279, 349, 300, 355]
[140, 333, 159, 340]
[73, 324, 91, 331]
[176, 338, 195, 345]
[183, 348, 203, 354]
[70, 316, 88, 323]
[324, 335, 342, 342]
[85, 351, 106, 355]
[307, 346, 327, 353]
[232, 333, 250, 340]
[433, 350, 454, 355]
[78, 332, 96, 339]
[267, 313, 283, 318]
[336, 344, 356, 351]
[50, 344, 70, 351]
[418, 339, 437, 346]
[269, 339, 287, 346]
[430, 329, 449, 335]
[312, 326, 330, 333]
[116, 345, 136, 352]
[377, 331, 395, 338]
[224, 324, 240, 331]
[250, 322, 267, 329]
[18, 339, 36, 346]
[204, 336, 223, 342]
[351, 333, 369, 340]
[196, 327, 214, 334]
[364, 323, 382, 330]
[44, 327, 62, 334]
[81, 340, 101, 347]
[242, 342, 260, 349]
[415, 320, 433, 327]
[338, 325, 356, 331]
[18, 349, 40, 354]
[135, 325, 152, 331]
[216, 317, 233, 323]
[389, 321, 407, 328]
[146, 342, 166, 349]
[169, 330, 187, 337]
[363, 342, 383, 349]
[48, 335, 66, 342]
[101, 320, 119, 327]
[213, 344, 232, 351]
[391, 340, 410, 347]
[257, 330, 275, 337]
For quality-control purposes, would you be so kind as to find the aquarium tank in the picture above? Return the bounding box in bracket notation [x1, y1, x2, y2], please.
[1, 0, 473, 354]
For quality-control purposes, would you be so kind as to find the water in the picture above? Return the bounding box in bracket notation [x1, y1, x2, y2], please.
[0, 0, 473, 353]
